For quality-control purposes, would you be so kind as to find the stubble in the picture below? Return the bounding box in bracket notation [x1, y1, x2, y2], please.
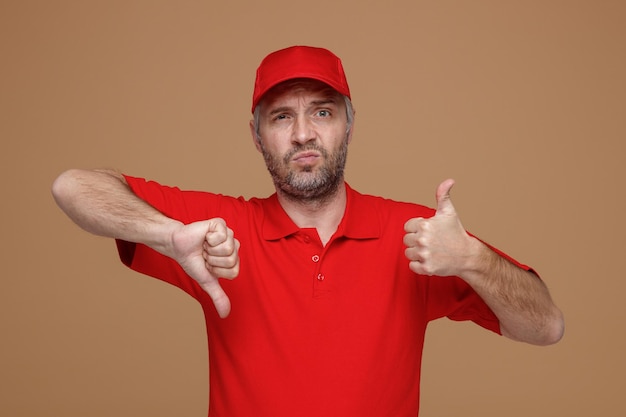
[259, 137, 349, 204]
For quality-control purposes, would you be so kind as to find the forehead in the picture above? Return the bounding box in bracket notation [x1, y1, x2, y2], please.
[259, 78, 342, 109]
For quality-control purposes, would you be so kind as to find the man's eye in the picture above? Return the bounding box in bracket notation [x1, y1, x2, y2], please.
[317, 110, 331, 117]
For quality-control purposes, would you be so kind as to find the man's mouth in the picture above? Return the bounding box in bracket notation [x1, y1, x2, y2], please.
[292, 151, 320, 165]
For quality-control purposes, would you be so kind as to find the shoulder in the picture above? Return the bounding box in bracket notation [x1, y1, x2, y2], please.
[346, 184, 435, 219]
[123, 175, 270, 222]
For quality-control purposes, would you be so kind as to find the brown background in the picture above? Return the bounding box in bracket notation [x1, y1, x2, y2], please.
[2, 1, 624, 416]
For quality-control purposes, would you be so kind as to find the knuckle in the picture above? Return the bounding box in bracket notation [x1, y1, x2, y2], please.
[231, 263, 240, 277]
[225, 239, 237, 254]
[417, 235, 429, 246]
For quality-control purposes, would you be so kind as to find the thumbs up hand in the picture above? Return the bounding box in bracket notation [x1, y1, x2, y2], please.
[403, 179, 480, 277]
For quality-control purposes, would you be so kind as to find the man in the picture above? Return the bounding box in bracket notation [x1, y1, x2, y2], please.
[52, 45, 564, 416]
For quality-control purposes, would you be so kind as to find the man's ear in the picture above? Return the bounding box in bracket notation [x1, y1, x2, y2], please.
[250, 120, 262, 152]
[347, 112, 356, 144]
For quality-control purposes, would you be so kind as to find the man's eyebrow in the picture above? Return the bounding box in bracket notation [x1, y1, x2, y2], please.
[268, 98, 339, 116]
[310, 97, 339, 107]
[268, 106, 292, 116]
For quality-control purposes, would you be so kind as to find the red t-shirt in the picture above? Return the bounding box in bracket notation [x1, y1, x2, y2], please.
[116, 176, 530, 417]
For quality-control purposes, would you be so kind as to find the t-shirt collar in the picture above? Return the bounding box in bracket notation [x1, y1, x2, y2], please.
[261, 183, 380, 241]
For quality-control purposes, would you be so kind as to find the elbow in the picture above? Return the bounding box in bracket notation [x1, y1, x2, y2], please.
[501, 307, 565, 346]
[542, 308, 566, 346]
[530, 308, 566, 346]
[51, 169, 80, 210]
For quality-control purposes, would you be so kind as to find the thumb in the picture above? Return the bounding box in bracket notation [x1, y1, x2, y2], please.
[435, 178, 456, 215]
[202, 279, 232, 318]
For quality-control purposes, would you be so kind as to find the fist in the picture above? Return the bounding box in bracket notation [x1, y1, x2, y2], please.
[172, 218, 240, 318]
[203, 219, 240, 280]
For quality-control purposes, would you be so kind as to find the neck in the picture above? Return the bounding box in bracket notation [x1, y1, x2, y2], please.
[276, 181, 347, 246]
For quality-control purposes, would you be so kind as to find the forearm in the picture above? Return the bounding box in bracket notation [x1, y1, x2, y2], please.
[462, 240, 565, 345]
[52, 169, 181, 256]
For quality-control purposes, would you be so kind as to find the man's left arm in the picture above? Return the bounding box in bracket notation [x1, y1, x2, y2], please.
[403, 179, 565, 345]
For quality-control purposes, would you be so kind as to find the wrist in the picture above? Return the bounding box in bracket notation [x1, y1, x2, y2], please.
[459, 237, 497, 284]
[148, 218, 185, 258]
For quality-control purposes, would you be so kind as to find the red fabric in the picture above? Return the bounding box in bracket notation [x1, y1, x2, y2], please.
[116, 176, 529, 417]
[252, 45, 351, 112]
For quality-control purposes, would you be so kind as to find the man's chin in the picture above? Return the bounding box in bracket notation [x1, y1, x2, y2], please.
[289, 163, 316, 173]
[280, 174, 343, 200]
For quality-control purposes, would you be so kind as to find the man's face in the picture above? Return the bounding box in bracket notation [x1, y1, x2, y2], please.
[251, 79, 353, 202]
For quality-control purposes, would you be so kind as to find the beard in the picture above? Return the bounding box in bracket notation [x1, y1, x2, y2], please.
[259, 137, 349, 203]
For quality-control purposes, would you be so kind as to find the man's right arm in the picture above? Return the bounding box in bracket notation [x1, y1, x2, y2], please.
[51, 169, 239, 318]
[52, 169, 180, 250]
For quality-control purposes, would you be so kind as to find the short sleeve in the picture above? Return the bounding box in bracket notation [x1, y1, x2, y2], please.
[114, 175, 224, 301]
[424, 236, 538, 335]
[426, 276, 501, 334]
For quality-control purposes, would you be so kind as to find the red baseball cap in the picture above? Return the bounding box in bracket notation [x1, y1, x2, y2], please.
[251, 45, 351, 113]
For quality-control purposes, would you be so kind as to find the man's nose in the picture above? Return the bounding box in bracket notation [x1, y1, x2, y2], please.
[292, 116, 316, 144]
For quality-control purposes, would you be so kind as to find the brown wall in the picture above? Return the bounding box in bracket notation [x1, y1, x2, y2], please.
[2, 1, 624, 416]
